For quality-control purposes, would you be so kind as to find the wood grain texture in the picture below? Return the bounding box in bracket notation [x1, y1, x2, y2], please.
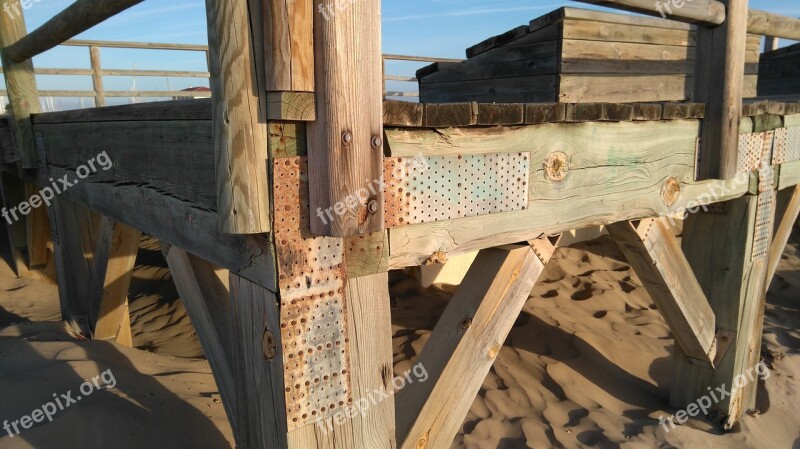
[267, 91, 316, 121]
[264, 0, 314, 91]
[5, 0, 144, 63]
[0, 7, 41, 168]
[89, 46, 106, 107]
[766, 186, 800, 286]
[607, 219, 716, 362]
[206, 0, 271, 234]
[748, 9, 800, 41]
[694, 0, 750, 180]
[93, 221, 140, 346]
[572, 0, 726, 25]
[396, 245, 544, 449]
[307, 0, 384, 236]
[287, 272, 396, 449]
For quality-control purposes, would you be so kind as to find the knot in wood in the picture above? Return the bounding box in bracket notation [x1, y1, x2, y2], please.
[661, 177, 681, 207]
[544, 152, 569, 182]
[262, 329, 277, 360]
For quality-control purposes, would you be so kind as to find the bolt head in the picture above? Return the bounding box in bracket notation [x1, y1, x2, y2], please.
[367, 199, 379, 214]
[341, 131, 353, 145]
[371, 135, 383, 149]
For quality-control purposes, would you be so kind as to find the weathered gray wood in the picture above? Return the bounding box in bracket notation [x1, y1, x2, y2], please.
[572, 0, 725, 25]
[424, 102, 478, 127]
[45, 165, 276, 290]
[748, 10, 800, 41]
[383, 100, 424, 127]
[32, 99, 212, 123]
[5, 0, 145, 63]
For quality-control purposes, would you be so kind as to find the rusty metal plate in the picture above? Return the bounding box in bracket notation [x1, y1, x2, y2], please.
[753, 137, 776, 260]
[737, 132, 769, 174]
[784, 127, 800, 164]
[273, 157, 352, 430]
[772, 128, 790, 165]
[384, 153, 530, 227]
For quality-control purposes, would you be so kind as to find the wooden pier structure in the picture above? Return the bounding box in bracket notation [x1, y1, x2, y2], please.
[1, 0, 800, 447]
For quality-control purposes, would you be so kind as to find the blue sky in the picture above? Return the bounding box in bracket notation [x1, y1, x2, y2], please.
[5, 0, 800, 109]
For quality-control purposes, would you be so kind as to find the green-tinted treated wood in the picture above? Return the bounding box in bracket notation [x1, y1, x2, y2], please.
[268, 122, 307, 158]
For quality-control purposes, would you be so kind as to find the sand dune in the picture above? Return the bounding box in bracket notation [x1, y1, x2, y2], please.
[0, 233, 798, 448]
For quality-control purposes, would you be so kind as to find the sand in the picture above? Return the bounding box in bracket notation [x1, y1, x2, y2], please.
[0, 231, 798, 449]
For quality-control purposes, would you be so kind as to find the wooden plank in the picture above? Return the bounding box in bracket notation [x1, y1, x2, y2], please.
[694, 0, 750, 180]
[396, 244, 546, 449]
[778, 160, 800, 190]
[264, 0, 314, 91]
[662, 102, 706, 120]
[32, 98, 212, 123]
[0, 5, 41, 168]
[562, 19, 695, 46]
[287, 272, 396, 449]
[267, 91, 316, 121]
[567, 2, 725, 25]
[385, 121, 753, 268]
[37, 121, 216, 209]
[532, 7, 693, 31]
[93, 222, 141, 346]
[524, 103, 567, 124]
[559, 74, 757, 103]
[423, 103, 478, 128]
[268, 122, 307, 158]
[632, 103, 663, 121]
[4, 0, 144, 63]
[565, 103, 634, 122]
[383, 100, 424, 127]
[420, 75, 558, 104]
[306, 0, 384, 237]
[45, 165, 277, 290]
[607, 219, 716, 363]
[675, 194, 772, 428]
[164, 245, 240, 440]
[476, 103, 524, 125]
[229, 272, 288, 448]
[25, 181, 51, 268]
[206, 0, 271, 234]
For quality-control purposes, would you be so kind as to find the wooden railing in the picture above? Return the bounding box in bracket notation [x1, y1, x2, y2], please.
[0, 41, 460, 105]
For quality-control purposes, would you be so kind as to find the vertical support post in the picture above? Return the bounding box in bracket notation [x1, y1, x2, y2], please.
[674, 195, 773, 429]
[763, 36, 779, 53]
[25, 181, 51, 268]
[93, 221, 140, 346]
[307, 0, 384, 237]
[263, 0, 314, 92]
[0, 5, 40, 168]
[89, 46, 106, 107]
[694, 0, 749, 180]
[205, 0, 271, 234]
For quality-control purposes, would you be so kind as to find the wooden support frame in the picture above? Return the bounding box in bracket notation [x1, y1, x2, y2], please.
[694, 0, 750, 180]
[766, 186, 800, 285]
[674, 194, 773, 429]
[93, 221, 140, 346]
[307, 0, 384, 237]
[396, 240, 554, 449]
[206, 0, 271, 234]
[607, 218, 723, 365]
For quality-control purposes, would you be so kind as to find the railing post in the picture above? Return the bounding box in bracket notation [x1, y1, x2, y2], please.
[764, 36, 779, 52]
[694, 0, 749, 180]
[89, 46, 106, 107]
[0, 6, 41, 168]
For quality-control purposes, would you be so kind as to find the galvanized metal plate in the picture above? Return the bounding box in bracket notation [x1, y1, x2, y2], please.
[384, 153, 530, 227]
[753, 137, 776, 261]
[273, 157, 352, 430]
[783, 127, 800, 164]
[772, 128, 791, 165]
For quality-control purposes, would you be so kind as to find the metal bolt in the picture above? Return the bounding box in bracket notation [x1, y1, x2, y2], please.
[341, 131, 353, 146]
[371, 135, 383, 149]
[367, 199, 379, 214]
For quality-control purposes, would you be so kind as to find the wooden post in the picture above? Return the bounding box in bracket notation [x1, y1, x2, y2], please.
[206, 0, 271, 234]
[694, 0, 749, 180]
[674, 194, 773, 429]
[93, 221, 140, 346]
[89, 46, 106, 107]
[263, 0, 314, 92]
[763, 36, 779, 52]
[306, 0, 384, 237]
[0, 5, 41, 168]
[396, 242, 552, 449]
[25, 182, 51, 268]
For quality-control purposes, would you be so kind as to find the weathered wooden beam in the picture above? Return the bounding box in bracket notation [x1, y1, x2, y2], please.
[396, 243, 547, 449]
[607, 218, 717, 363]
[25, 182, 51, 268]
[229, 272, 288, 448]
[206, 0, 271, 234]
[263, 0, 314, 92]
[748, 10, 800, 41]
[675, 194, 773, 429]
[89, 46, 106, 107]
[93, 221, 140, 346]
[766, 186, 800, 288]
[46, 165, 276, 290]
[5, 0, 144, 63]
[573, 0, 726, 25]
[694, 0, 750, 180]
[163, 244, 240, 440]
[0, 5, 41, 168]
[307, 0, 384, 237]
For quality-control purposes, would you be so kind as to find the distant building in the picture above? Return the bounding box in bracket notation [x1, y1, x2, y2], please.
[174, 86, 211, 100]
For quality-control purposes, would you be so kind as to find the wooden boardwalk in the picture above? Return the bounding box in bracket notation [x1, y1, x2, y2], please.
[0, 0, 799, 448]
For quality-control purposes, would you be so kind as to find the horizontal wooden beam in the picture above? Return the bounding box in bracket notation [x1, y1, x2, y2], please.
[45, 165, 276, 290]
[747, 9, 800, 41]
[5, 0, 145, 63]
[572, 0, 726, 25]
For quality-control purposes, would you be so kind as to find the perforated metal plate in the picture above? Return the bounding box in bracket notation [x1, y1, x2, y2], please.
[737, 132, 771, 173]
[384, 153, 530, 227]
[753, 135, 776, 261]
[775, 127, 800, 165]
[273, 157, 352, 430]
